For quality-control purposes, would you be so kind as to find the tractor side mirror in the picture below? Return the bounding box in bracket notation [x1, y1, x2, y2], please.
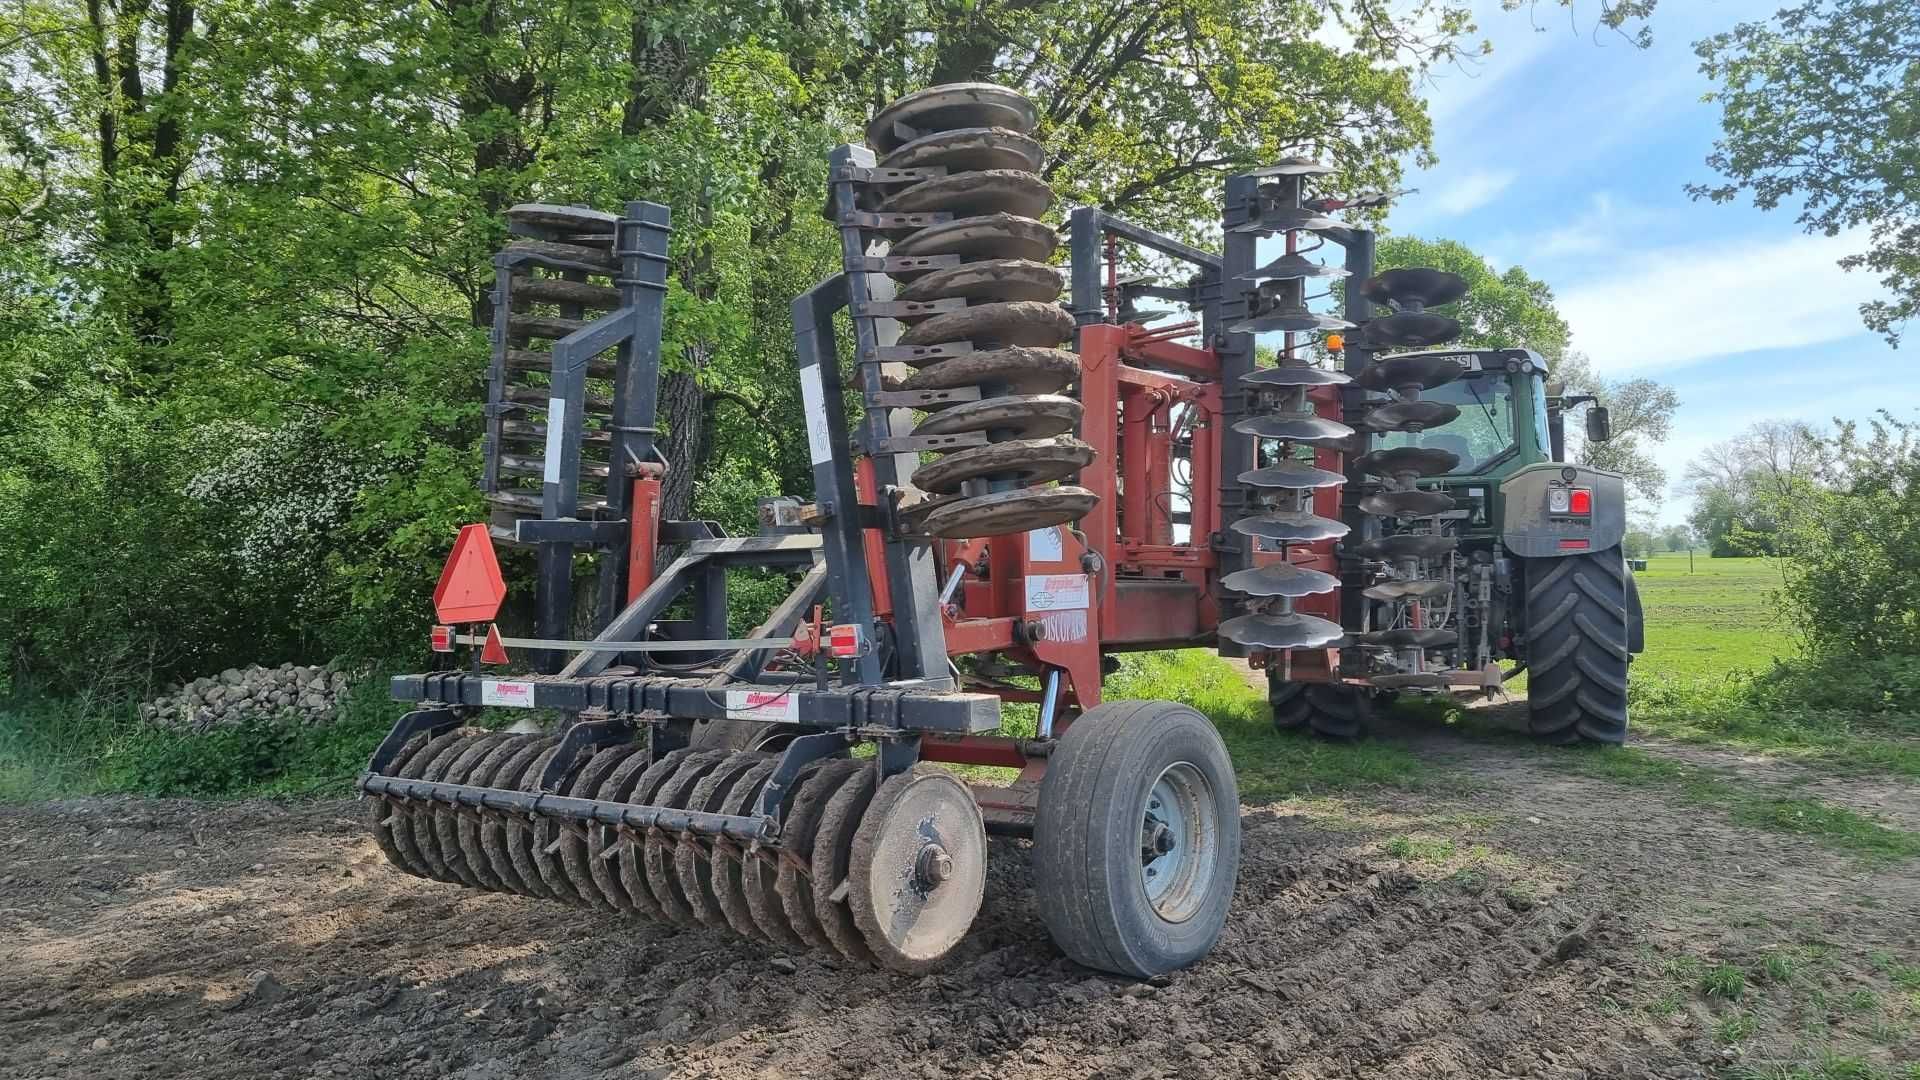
[1585, 406, 1612, 444]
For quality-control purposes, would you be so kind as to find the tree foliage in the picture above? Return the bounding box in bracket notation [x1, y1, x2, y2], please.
[1691, 0, 1920, 344]
[1684, 419, 1830, 557]
[0, 0, 1489, 691]
[1552, 352, 1679, 502]
[1766, 415, 1920, 658]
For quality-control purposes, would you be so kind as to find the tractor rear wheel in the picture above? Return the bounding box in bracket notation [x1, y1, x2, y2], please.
[1521, 548, 1630, 745]
[1034, 700, 1239, 978]
[1268, 678, 1371, 739]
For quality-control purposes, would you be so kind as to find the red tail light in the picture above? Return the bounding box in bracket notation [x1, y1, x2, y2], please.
[430, 625, 454, 652]
[1569, 488, 1592, 515]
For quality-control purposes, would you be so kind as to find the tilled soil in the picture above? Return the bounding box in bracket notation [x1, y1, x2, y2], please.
[3, 710, 1915, 1080]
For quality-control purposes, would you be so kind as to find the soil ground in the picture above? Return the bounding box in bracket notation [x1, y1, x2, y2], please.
[3, 700, 1916, 1080]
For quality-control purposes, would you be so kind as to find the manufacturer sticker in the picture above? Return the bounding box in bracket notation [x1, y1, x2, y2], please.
[798, 365, 834, 466]
[725, 689, 799, 722]
[1025, 573, 1090, 612]
[480, 680, 536, 708]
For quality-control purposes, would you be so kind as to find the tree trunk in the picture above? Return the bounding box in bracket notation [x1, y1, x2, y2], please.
[659, 362, 706, 524]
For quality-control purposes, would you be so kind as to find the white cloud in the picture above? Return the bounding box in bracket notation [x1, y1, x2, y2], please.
[1424, 168, 1518, 217]
[1557, 228, 1877, 377]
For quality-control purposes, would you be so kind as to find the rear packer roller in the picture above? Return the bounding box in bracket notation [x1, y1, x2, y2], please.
[363, 729, 996, 971]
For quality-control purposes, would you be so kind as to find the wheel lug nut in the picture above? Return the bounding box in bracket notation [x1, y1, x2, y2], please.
[917, 844, 954, 886]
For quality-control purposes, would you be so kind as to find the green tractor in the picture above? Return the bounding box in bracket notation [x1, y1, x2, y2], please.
[1270, 345, 1646, 745]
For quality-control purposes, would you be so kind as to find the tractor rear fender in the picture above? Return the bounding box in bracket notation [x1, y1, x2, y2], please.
[1499, 463, 1627, 559]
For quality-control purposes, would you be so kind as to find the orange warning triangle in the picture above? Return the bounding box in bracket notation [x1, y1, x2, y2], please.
[433, 524, 507, 623]
[480, 624, 511, 665]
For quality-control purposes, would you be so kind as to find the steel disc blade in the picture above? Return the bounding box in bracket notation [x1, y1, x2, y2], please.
[880, 169, 1054, 220]
[1230, 207, 1341, 234]
[1229, 309, 1356, 335]
[1354, 533, 1458, 559]
[1369, 672, 1454, 690]
[867, 83, 1038, 153]
[901, 346, 1080, 401]
[1351, 352, 1471, 393]
[508, 203, 617, 235]
[1362, 268, 1469, 310]
[1358, 489, 1457, 518]
[1222, 563, 1340, 598]
[1238, 253, 1352, 282]
[910, 435, 1093, 495]
[878, 126, 1044, 173]
[1232, 413, 1355, 443]
[1354, 446, 1460, 478]
[1248, 157, 1336, 177]
[1349, 627, 1457, 649]
[1218, 612, 1346, 650]
[890, 213, 1059, 265]
[1238, 461, 1346, 490]
[1230, 511, 1350, 542]
[1362, 579, 1454, 602]
[895, 259, 1062, 306]
[1242, 364, 1351, 388]
[897, 300, 1074, 350]
[848, 766, 987, 974]
[1362, 311, 1462, 349]
[921, 486, 1098, 538]
[1359, 401, 1461, 432]
[912, 394, 1081, 440]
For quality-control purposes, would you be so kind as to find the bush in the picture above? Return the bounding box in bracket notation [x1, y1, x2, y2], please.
[1769, 415, 1920, 658]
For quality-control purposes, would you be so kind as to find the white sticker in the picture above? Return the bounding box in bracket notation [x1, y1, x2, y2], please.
[1034, 610, 1089, 643]
[543, 398, 567, 483]
[725, 689, 799, 722]
[798, 364, 834, 466]
[481, 680, 537, 708]
[1027, 525, 1063, 562]
[1025, 573, 1091, 613]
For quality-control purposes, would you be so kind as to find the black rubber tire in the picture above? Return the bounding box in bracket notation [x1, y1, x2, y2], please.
[1267, 678, 1370, 739]
[1521, 548, 1631, 745]
[1033, 700, 1240, 978]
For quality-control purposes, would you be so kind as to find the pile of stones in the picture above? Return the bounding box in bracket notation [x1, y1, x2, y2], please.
[141, 663, 355, 731]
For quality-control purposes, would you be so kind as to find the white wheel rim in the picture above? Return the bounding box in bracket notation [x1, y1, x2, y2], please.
[1141, 761, 1218, 923]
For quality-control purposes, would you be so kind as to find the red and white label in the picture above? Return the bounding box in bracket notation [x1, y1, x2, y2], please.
[480, 680, 536, 708]
[1024, 573, 1090, 613]
[726, 689, 798, 722]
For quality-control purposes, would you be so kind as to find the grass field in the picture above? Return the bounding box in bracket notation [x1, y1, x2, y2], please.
[1634, 551, 1793, 680]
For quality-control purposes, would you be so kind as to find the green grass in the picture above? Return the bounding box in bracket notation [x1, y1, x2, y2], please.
[1627, 553, 1920, 778]
[1703, 963, 1750, 1001]
[1634, 553, 1790, 681]
[1105, 649, 1430, 802]
[0, 674, 401, 802]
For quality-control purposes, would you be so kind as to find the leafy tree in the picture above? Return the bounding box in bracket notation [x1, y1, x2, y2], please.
[1691, 0, 1920, 344]
[1375, 236, 1571, 359]
[1660, 524, 1693, 551]
[1684, 419, 1830, 556]
[1553, 352, 1680, 502]
[1767, 414, 1920, 657]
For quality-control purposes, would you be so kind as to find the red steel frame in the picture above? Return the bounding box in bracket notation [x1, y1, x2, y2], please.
[615, 322, 1349, 771]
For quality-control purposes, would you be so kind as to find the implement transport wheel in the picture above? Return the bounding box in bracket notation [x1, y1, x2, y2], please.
[848, 765, 988, 974]
[1521, 548, 1631, 745]
[1268, 678, 1372, 739]
[1034, 700, 1240, 978]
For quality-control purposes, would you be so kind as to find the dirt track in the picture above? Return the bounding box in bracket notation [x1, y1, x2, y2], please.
[4, 709, 1916, 1079]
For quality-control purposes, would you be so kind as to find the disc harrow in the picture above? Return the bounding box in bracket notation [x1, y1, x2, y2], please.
[859, 84, 1097, 539]
[367, 730, 985, 972]
[1219, 161, 1352, 654]
[1349, 267, 1471, 693]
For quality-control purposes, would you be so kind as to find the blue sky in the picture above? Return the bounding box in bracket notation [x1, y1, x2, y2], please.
[1379, 0, 1913, 527]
